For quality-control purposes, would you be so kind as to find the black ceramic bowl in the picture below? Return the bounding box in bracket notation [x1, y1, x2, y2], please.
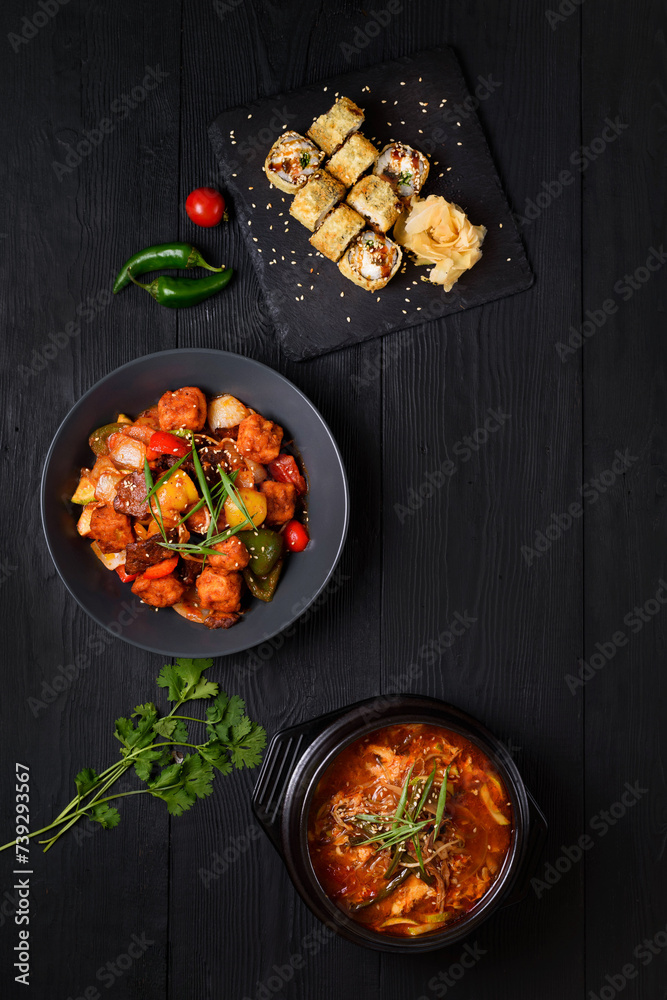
[253, 695, 546, 953]
[41, 349, 349, 656]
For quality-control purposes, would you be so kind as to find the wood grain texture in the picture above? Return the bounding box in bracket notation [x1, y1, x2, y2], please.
[0, 1, 663, 998]
[582, 1, 667, 997]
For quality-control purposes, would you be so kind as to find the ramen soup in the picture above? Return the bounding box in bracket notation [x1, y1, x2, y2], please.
[307, 724, 513, 937]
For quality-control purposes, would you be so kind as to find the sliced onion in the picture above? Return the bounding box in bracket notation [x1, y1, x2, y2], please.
[480, 784, 510, 825]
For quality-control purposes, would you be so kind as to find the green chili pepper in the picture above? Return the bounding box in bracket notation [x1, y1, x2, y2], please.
[238, 528, 284, 577]
[113, 243, 224, 294]
[243, 558, 284, 603]
[128, 268, 233, 308]
[88, 422, 125, 456]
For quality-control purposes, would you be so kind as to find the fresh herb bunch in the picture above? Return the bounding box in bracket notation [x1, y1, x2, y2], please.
[143, 432, 256, 559]
[0, 658, 266, 854]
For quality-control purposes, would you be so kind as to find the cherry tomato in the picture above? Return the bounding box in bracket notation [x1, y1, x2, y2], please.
[268, 454, 307, 495]
[185, 187, 226, 228]
[148, 430, 191, 457]
[284, 520, 309, 553]
[116, 565, 138, 583]
[141, 554, 180, 580]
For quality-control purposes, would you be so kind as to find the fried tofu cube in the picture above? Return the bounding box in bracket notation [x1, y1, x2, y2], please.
[196, 568, 243, 612]
[260, 480, 296, 526]
[158, 386, 207, 431]
[88, 504, 134, 553]
[236, 413, 283, 465]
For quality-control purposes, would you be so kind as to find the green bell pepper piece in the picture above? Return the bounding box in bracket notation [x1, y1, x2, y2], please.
[238, 528, 284, 577]
[243, 558, 284, 603]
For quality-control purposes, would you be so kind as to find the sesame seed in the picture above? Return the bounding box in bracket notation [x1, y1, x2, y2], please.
[340, 291, 344, 297]
[347, 317, 350, 322]
[248, 114, 252, 119]
[457, 142, 462, 146]
[507, 257, 511, 261]
[400, 81, 405, 85]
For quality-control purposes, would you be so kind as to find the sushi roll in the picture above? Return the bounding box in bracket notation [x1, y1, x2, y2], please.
[338, 230, 403, 292]
[346, 175, 402, 233]
[327, 133, 378, 187]
[307, 96, 365, 156]
[289, 170, 346, 232]
[309, 204, 366, 262]
[374, 142, 430, 198]
[264, 131, 325, 194]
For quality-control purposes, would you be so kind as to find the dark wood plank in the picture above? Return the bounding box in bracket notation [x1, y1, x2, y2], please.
[582, 2, 667, 997]
[0, 1, 182, 996]
[380, 2, 585, 997]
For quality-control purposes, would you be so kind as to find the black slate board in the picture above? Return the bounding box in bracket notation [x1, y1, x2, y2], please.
[210, 45, 532, 360]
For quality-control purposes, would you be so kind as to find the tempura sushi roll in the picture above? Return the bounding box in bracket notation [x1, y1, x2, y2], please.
[289, 170, 346, 232]
[327, 133, 378, 187]
[307, 96, 365, 156]
[346, 175, 402, 233]
[374, 142, 430, 198]
[264, 131, 325, 194]
[338, 230, 402, 292]
[309, 204, 366, 262]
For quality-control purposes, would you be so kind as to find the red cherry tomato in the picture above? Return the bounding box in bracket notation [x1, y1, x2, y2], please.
[268, 454, 307, 495]
[185, 187, 226, 228]
[148, 431, 190, 457]
[284, 520, 309, 553]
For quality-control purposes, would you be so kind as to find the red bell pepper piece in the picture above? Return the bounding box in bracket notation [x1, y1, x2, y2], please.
[116, 565, 138, 583]
[141, 554, 179, 579]
[148, 431, 191, 458]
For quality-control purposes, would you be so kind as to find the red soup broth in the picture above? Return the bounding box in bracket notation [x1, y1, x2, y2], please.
[307, 724, 513, 937]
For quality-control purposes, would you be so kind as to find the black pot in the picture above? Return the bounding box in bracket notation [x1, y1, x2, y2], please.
[252, 695, 547, 953]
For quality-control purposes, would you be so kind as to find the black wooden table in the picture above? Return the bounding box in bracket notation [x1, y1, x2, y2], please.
[1, 2, 665, 998]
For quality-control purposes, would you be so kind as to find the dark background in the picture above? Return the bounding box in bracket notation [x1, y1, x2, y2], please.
[1, 1, 666, 999]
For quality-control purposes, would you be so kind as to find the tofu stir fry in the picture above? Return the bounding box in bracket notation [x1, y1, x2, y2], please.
[71, 387, 309, 629]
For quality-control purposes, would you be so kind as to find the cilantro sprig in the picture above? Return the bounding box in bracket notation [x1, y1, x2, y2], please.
[0, 659, 266, 853]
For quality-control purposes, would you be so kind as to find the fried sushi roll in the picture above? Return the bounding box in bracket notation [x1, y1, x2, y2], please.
[307, 96, 365, 156]
[289, 170, 346, 232]
[338, 230, 402, 292]
[327, 133, 378, 187]
[264, 131, 325, 194]
[309, 204, 366, 262]
[346, 175, 402, 233]
[374, 142, 430, 198]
